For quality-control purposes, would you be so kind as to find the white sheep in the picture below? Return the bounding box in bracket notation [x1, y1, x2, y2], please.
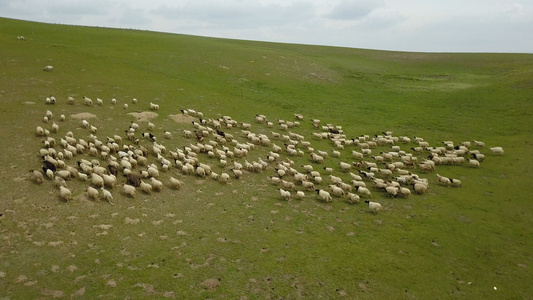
[122, 184, 136, 197]
[123, 103, 129, 109]
[140, 181, 153, 194]
[67, 96, 75, 104]
[150, 102, 159, 110]
[59, 186, 72, 202]
[295, 190, 305, 199]
[132, 98, 137, 104]
[365, 200, 383, 214]
[101, 188, 114, 205]
[43, 65, 53, 71]
[169, 177, 183, 190]
[96, 98, 104, 106]
[91, 173, 104, 188]
[329, 185, 345, 197]
[346, 192, 360, 204]
[220, 172, 230, 183]
[83, 96, 93, 106]
[355, 186, 372, 198]
[86, 186, 99, 200]
[316, 189, 332, 202]
[468, 159, 480, 168]
[490, 147, 504, 155]
[150, 177, 163, 191]
[29, 169, 44, 184]
[279, 188, 291, 200]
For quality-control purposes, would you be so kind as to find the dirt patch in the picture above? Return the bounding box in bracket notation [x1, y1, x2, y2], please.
[128, 111, 158, 122]
[169, 114, 196, 124]
[202, 278, 221, 290]
[71, 112, 97, 120]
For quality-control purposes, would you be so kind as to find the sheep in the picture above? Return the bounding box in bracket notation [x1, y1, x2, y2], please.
[122, 184, 136, 198]
[472, 153, 485, 162]
[164, 131, 172, 139]
[220, 172, 230, 183]
[435, 173, 453, 186]
[449, 177, 462, 187]
[472, 140, 485, 147]
[398, 187, 411, 198]
[86, 186, 100, 200]
[111, 98, 117, 105]
[140, 181, 153, 194]
[329, 185, 345, 197]
[279, 188, 291, 200]
[59, 186, 72, 202]
[123, 103, 129, 109]
[468, 159, 480, 168]
[67, 96, 75, 104]
[295, 190, 305, 199]
[83, 96, 93, 106]
[339, 161, 352, 172]
[384, 186, 399, 197]
[102, 174, 116, 188]
[365, 200, 383, 214]
[150, 102, 159, 110]
[43, 65, 53, 71]
[346, 192, 360, 204]
[310, 153, 324, 164]
[36, 126, 45, 136]
[412, 181, 428, 194]
[315, 189, 332, 202]
[150, 177, 163, 191]
[59, 114, 66, 121]
[132, 98, 138, 104]
[490, 147, 504, 155]
[96, 98, 104, 106]
[355, 186, 372, 198]
[169, 177, 183, 189]
[101, 188, 114, 205]
[125, 173, 141, 187]
[29, 169, 44, 184]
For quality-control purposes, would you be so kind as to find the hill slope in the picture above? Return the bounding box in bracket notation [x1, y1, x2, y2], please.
[0, 17, 532, 299]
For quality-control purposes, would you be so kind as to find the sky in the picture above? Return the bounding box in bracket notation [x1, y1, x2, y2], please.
[1, 0, 532, 53]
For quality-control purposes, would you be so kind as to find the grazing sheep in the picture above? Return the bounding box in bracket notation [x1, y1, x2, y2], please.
[29, 169, 44, 184]
[140, 181, 153, 194]
[346, 192, 360, 204]
[150, 177, 163, 191]
[123, 103, 129, 109]
[329, 185, 345, 197]
[365, 200, 383, 214]
[490, 147, 504, 155]
[125, 173, 141, 187]
[355, 186, 372, 198]
[111, 98, 117, 105]
[316, 189, 332, 202]
[220, 172, 230, 183]
[83, 96, 93, 106]
[101, 188, 114, 205]
[435, 174, 451, 186]
[169, 177, 183, 189]
[122, 184, 136, 198]
[59, 186, 72, 202]
[412, 181, 428, 194]
[96, 98, 104, 106]
[339, 161, 351, 172]
[150, 102, 159, 110]
[449, 178, 462, 187]
[295, 191, 305, 199]
[86, 186, 100, 200]
[67, 96, 75, 104]
[468, 159, 480, 168]
[279, 188, 291, 200]
[43, 65, 53, 71]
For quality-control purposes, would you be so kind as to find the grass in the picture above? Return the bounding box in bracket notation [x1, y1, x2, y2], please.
[1, 17, 532, 299]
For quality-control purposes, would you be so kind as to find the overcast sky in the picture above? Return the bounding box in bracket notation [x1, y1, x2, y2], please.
[2, 0, 532, 53]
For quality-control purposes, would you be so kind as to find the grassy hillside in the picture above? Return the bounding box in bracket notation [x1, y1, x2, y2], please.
[0, 17, 532, 299]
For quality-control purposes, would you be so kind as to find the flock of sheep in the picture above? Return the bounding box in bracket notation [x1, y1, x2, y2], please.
[30, 95, 504, 213]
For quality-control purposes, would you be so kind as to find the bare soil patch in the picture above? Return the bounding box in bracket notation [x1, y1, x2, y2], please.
[128, 111, 158, 122]
[70, 112, 97, 120]
[169, 114, 196, 124]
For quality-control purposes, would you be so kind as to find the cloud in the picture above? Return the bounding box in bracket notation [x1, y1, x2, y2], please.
[325, 0, 384, 20]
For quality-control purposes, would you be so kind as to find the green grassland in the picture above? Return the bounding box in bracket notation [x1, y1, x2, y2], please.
[0, 17, 532, 299]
